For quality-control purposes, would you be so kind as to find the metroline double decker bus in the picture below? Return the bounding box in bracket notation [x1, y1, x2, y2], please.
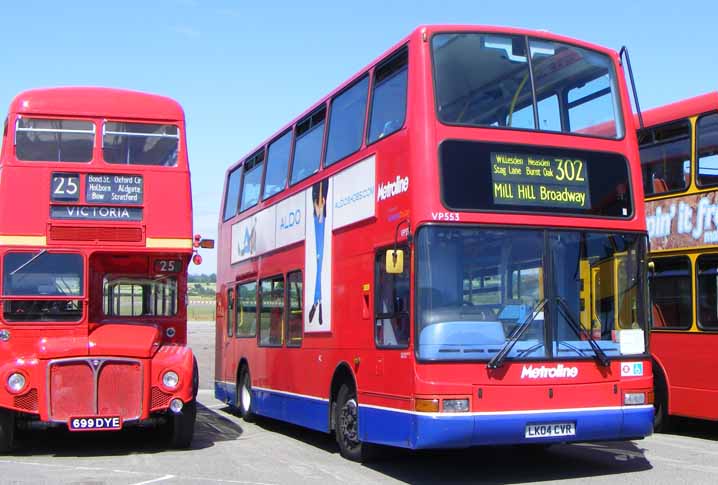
[640, 92, 718, 429]
[215, 25, 653, 461]
[0, 87, 202, 451]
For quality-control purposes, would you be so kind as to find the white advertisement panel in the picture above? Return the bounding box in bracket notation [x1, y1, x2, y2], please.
[275, 190, 307, 249]
[304, 179, 332, 332]
[256, 205, 276, 255]
[332, 155, 376, 230]
[231, 215, 258, 264]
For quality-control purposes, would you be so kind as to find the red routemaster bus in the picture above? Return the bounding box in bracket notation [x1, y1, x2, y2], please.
[215, 25, 653, 461]
[640, 92, 718, 429]
[0, 87, 203, 451]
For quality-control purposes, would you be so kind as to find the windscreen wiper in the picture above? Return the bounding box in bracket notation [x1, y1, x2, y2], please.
[556, 297, 610, 367]
[488, 299, 547, 369]
[9, 249, 47, 276]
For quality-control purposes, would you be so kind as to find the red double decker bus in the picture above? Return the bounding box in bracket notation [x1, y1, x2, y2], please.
[640, 92, 718, 429]
[0, 87, 200, 451]
[215, 25, 653, 461]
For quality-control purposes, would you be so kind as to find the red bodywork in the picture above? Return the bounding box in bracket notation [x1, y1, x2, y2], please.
[0, 87, 195, 427]
[214, 26, 653, 445]
[642, 92, 718, 421]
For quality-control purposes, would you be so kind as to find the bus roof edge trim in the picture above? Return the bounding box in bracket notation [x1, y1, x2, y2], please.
[0, 235, 47, 246]
[146, 238, 193, 249]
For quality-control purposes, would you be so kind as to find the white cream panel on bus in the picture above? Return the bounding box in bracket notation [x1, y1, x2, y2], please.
[275, 190, 308, 249]
[332, 155, 376, 230]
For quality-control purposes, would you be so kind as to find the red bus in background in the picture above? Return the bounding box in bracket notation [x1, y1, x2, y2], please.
[215, 25, 654, 461]
[0, 87, 203, 451]
[640, 92, 718, 429]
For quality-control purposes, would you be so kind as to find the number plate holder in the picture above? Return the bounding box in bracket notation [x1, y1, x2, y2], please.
[525, 422, 576, 438]
[68, 416, 123, 432]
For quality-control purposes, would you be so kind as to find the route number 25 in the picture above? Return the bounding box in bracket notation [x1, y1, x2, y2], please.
[154, 259, 182, 273]
[51, 173, 80, 201]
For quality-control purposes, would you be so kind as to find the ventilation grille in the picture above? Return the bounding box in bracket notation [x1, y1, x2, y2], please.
[49, 225, 143, 242]
[14, 388, 39, 412]
[151, 386, 172, 410]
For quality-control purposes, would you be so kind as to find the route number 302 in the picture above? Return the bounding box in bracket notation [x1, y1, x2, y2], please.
[51, 173, 80, 201]
[553, 159, 586, 183]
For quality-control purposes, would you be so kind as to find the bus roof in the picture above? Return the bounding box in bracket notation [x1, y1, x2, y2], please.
[224, 24, 620, 176]
[8, 87, 185, 121]
[639, 91, 718, 128]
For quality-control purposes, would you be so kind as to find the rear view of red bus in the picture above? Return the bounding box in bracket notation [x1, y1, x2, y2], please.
[215, 25, 653, 461]
[0, 88, 198, 451]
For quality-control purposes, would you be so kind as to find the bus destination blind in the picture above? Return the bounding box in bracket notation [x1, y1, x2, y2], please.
[490, 152, 591, 209]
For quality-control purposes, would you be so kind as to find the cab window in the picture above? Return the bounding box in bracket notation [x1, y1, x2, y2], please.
[103, 275, 177, 317]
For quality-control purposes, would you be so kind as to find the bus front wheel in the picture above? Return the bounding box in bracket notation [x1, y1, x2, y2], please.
[238, 368, 255, 422]
[0, 408, 15, 453]
[334, 384, 374, 462]
[167, 400, 197, 449]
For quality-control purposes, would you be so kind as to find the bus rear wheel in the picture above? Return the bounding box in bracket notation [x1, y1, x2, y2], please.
[238, 368, 255, 422]
[167, 400, 197, 449]
[0, 409, 15, 453]
[334, 384, 374, 462]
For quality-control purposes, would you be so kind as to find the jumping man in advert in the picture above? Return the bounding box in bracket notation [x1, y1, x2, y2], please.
[309, 180, 327, 325]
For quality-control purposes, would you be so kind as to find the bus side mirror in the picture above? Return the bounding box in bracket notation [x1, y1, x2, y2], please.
[386, 249, 404, 274]
[647, 261, 655, 275]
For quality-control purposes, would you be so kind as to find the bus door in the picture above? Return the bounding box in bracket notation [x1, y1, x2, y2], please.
[373, 247, 412, 398]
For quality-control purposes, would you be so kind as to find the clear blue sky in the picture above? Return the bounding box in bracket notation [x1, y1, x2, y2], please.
[2, 1, 715, 273]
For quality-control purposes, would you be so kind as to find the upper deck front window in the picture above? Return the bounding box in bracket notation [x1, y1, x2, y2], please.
[432, 33, 624, 139]
[15, 117, 94, 162]
[103, 122, 179, 166]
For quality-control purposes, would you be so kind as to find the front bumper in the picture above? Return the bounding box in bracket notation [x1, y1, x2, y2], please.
[359, 404, 654, 449]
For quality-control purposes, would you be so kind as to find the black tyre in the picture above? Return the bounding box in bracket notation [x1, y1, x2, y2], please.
[654, 373, 673, 432]
[238, 367, 255, 422]
[0, 408, 14, 453]
[192, 357, 199, 399]
[334, 384, 374, 462]
[168, 400, 197, 449]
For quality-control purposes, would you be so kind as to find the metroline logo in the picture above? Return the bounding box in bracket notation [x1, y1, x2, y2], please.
[377, 175, 409, 201]
[520, 364, 579, 379]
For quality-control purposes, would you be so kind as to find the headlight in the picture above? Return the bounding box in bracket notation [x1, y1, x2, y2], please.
[8, 372, 26, 393]
[443, 399, 470, 413]
[162, 371, 179, 389]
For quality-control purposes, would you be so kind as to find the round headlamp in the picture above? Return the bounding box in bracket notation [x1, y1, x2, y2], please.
[8, 372, 26, 393]
[162, 370, 179, 389]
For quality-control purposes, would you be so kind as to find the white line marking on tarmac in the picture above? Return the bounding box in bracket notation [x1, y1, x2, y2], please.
[129, 475, 176, 485]
[0, 459, 279, 484]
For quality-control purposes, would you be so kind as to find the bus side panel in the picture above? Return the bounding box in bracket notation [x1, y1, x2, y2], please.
[252, 388, 329, 433]
[652, 332, 718, 420]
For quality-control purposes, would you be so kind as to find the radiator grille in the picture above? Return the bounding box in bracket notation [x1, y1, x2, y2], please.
[50, 361, 95, 420]
[48, 358, 143, 422]
[13, 388, 39, 412]
[98, 362, 142, 418]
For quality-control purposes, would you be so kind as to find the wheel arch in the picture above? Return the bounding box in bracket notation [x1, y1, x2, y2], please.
[329, 361, 357, 431]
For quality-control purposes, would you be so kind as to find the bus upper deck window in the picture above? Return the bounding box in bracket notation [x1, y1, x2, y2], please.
[15, 117, 94, 162]
[103, 121, 179, 166]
